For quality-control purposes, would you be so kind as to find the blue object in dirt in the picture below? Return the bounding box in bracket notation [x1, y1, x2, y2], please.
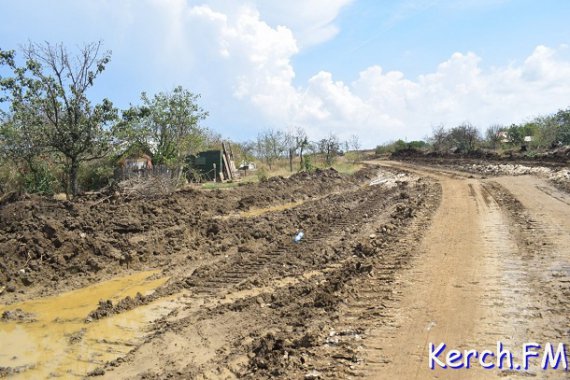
[293, 231, 304, 243]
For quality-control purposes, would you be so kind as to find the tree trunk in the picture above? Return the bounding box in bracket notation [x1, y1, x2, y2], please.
[299, 147, 304, 170]
[69, 158, 79, 198]
[289, 148, 294, 172]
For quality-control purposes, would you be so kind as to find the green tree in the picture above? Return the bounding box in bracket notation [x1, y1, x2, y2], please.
[255, 129, 285, 170]
[554, 108, 570, 145]
[0, 42, 117, 197]
[318, 133, 340, 165]
[506, 124, 524, 147]
[115, 86, 208, 170]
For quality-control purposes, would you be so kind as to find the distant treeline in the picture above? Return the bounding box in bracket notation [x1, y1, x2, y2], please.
[376, 108, 570, 155]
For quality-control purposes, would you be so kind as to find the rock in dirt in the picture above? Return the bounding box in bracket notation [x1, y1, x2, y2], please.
[1, 309, 36, 323]
[305, 370, 322, 379]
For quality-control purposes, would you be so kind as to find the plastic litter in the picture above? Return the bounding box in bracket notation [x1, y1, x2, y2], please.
[293, 231, 304, 243]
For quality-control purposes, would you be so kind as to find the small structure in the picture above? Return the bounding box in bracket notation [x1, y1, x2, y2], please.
[238, 161, 256, 171]
[498, 131, 510, 143]
[122, 155, 153, 171]
[186, 142, 239, 182]
[115, 143, 154, 179]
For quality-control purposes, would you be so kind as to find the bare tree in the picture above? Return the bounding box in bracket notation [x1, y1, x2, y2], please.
[349, 134, 361, 162]
[429, 124, 449, 152]
[256, 129, 285, 170]
[485, 124, 503, 149]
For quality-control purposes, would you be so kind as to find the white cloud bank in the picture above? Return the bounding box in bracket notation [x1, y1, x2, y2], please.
[178, 3, 570, 144]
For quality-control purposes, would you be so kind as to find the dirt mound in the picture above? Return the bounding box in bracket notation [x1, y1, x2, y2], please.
[391, 147, 570, 165]
[0, 167, 376, 301]
[86, 292, 148, 321]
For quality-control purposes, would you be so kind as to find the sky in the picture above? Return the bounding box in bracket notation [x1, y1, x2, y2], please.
[1, 0, 570, 147]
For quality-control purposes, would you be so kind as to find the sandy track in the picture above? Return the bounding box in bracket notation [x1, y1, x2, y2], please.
[360, 161, 570, 379]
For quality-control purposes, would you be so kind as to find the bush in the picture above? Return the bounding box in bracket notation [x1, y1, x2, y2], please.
[301, 155, 314, 173]
[256, 167, 268, 182]
[78, 159, 115, 192]
[0, 160, 23, 194]
[24, 163, 59, 195]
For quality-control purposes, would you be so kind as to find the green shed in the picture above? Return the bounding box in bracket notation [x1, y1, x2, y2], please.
[186, 150, 223, 182]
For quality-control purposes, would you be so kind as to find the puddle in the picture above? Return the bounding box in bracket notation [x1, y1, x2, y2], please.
[0, 271, 175, 378]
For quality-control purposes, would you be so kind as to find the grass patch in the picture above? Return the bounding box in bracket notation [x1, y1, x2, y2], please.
[201, 182, 241, 190]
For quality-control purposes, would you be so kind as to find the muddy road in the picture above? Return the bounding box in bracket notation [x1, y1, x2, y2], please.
[364, 161, 570, 379]
[1, 161, 569, 379]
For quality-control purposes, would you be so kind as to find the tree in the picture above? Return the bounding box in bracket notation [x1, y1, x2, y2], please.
[294, 127, 309, 171]
[484, 124, 503, 149]
[554, 108, 570, 145]
[115, 86, 208, 170]
[318, 133, 340, 165]
[283, 126, 309, 172]
[236, 141, 256, 165]
[349, 134, 361, 162]
[430, 125, 449, 152]
[256, 129, 285, 170]
[506, 124, 524, 147]
[0, 41, 117, 197]
[534, 115, 559, 149]
[448, 123, 480, 153]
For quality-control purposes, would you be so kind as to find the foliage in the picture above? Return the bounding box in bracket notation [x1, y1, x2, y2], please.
[0, 41, 117, 197]
[78, 158, 115, 192]
[23, 161, 59, 195]
[448, 123, 480, 153]
[484, 124, 503, 149]
[318, 134, 340, 165]
[114, 86, 208, 168]
[301, 155, 314, 172]
[255, 129, 285, 170]
[256, 167, 268, 182]
[375, 139, 427, 154]
[553, 108, 570, 145]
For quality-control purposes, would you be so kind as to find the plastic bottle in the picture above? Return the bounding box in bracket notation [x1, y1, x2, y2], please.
[293, 231, 304, 243]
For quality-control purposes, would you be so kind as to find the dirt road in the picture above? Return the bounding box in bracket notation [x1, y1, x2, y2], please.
[359, 161, 570, 379]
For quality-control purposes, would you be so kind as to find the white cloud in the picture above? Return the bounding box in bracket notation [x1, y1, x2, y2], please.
[252, 0, 354, 47]
[135, 2, 570, 145]
[279, 45, 570, 143]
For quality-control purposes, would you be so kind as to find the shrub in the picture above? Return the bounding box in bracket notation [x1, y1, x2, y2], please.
[256, 167, 268, 182]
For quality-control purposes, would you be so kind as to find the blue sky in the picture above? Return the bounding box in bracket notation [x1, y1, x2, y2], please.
[1, 0, 570, 147]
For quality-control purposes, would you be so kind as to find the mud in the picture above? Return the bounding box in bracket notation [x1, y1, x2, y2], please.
[0, 271, 173, 379]
[0, 167, 375, 303]
[95, 169, 440, 379]
[3, 158, 568, 379]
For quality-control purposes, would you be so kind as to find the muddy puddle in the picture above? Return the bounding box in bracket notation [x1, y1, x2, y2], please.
[0, 271, 175, 378]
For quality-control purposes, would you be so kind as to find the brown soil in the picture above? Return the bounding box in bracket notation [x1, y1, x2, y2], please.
[2, 159, 569, 379]
[0, 167, 373, 303]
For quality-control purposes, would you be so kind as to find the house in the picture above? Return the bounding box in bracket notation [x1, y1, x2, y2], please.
[497, 131, 510, 143]
[115, 142, 154, 179]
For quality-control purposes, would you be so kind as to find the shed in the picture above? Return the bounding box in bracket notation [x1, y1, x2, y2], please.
[186, 150, 223, 181]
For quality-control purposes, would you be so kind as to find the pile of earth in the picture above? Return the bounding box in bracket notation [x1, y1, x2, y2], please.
[0, 167, 376, 301]
[390, 146, 570, 165]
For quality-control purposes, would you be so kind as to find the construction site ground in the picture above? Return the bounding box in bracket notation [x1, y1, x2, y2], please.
[0, 158, 569, 379]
